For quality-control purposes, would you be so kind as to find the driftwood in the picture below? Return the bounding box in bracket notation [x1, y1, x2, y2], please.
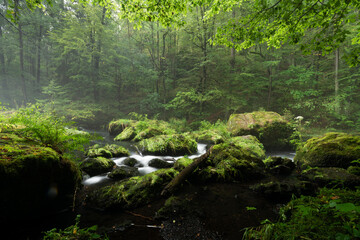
[161, 145, 213, 196]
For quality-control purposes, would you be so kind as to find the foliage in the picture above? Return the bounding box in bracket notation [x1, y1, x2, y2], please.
[243, 188, 360, 240]
[43, 215, 108, 240]
[7, 104, 91, 158]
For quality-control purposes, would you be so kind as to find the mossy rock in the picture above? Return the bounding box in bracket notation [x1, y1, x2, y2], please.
[0, 133, 81, 221]
[137, 134, 197, 156]
[227, 111, 298, 150]
[148, 158, 174, 168]
[108, 166, 140, 180]
[196, 136, 266, 182]
[187, 129, 227, 144]
[264, 156, 295, 175]
[294, 132, 360, 169]
[87, 168, 179, 210]
[80, 157, 115, 176]
[122, 157, 139, 167]
[114, 127, 137, 141]
[108, 119, 135, 136]
[113, 119, 176, 142]
[174, 157, 193, 171]
[300, 167, 360, 189]
[87, 144, 129, 158]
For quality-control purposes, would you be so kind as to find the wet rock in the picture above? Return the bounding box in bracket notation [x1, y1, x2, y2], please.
[264, 156, 295, 175]
[300, 167, 360, 189]
[196, 136, 266, 182]
[123, 157, 138, 167]
[137, 134, 197, 156]
[80, 157, 115, 176]
[87, 168, 179, 210]
[87, 147, 112, 158]
[227, 111, 299, 150]
[187, 129, 227, 144]
[148, 158, 174, 168]
[108, 166, 140, 180]
[104, 144, 130, 157]
[294, 132, 360, 169]
[114, 127, 136, 141]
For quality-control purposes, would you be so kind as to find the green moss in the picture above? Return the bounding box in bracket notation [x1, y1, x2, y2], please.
[80, 157, 115, 176]
[104, 144, 130, 157]
[87, 168, 179, 209]
[108, 119, 135, 136]
[187, 129, 226, 144]
[137, 134, 197, 156]
[174, 157, 193, 171]
[197, 136, 266, 182]
[114, 127, 136, 141]
[295, 132, 360, 169]
[0, 132, 81, 221]
[348, 166, 360, 176]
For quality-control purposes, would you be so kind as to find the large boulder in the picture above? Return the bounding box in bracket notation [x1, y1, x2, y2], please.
[137, 134, 197, 156]
[108, 166, 140, 180]
[186, 129, 228, 144]
[148, 158, 174, 168]
[295, 132, 360, 169]
[227, 111, 298, 150]
[80, 157, 115, 176]
[108, 119, 135, 136]
[86, 168, 178, 210]
[196, 136, 266, 182]
[0, 133, 81, 222]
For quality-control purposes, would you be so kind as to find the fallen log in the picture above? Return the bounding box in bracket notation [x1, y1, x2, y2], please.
[161, 145, 213, 196]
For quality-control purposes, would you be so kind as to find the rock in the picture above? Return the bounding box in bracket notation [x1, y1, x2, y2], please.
[114, 127, 136, 141]
[80, 157, 115, 176]
[137, 134, 197, 156]
[188, 129, 227, 144]
[108, 166, 140, 180]
[108, 119, 135, 136]
[87, 144, 129, 158]
[0, 133, 81, 221]
[227, 111, 299, 150]
[148, 158, 174, 168]
[174, 157, 193, 171]
[86, 168, 179, 210]
[264, 157, 295, 175]
[132, 128, 165, 142]
[196, 136, 266, 182]
[122, 157, 138, 167]
[300, 167, 360, 189]
[294, 132, 360, 169]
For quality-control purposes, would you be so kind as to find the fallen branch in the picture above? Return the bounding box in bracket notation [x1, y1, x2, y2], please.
[161, 145, 213, 196]
[125, 211, 153, 221]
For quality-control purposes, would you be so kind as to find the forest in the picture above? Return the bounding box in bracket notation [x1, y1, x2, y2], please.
[0, 0, 359, 130]
[0, 0, 360, 239]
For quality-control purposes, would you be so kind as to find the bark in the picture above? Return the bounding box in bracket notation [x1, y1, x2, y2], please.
[36, 23, 43, 85]
[334, 48, 340, 113]
[0, 23, 9, 101]
[161, 146, 213, 196]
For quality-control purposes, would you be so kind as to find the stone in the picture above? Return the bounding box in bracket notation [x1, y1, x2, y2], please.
[148, 158, 174, 168]
[80, 157, 115, 176]
[108, 166, 140, 180]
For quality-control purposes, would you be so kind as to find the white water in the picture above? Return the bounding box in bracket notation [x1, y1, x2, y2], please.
[82, 143, 208, 186]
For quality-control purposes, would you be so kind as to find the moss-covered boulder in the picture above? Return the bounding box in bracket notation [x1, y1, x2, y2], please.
[196, 136, 266, 182]
[174, 157, 193, 171]
[0, 133, 81, 221]
[113, 119, 176, 142]
[227, 111, 298, 150]
[108, 166, 140, 180]
[300, 167, 360, 189]
[87, 168, 178, 210]
[294, 132, 360, 169]
[187, 129, 227, 144]
[80, 157, 115, 176]
[122, 157, 139, 167]
[264, 157, 296, 175]
[86, 144, 130, 158]
[137, 134, 197, 156]
[108, 119, 135, 136]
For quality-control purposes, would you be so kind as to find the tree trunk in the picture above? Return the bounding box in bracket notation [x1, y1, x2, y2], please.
[36, 23, 43, 86]
[267, 66, 272, 110]
[15, 0, 27, 103]
[0, 20, 9, 102]
[161, 146, 213, 196]
[334, 48, 340, 113]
